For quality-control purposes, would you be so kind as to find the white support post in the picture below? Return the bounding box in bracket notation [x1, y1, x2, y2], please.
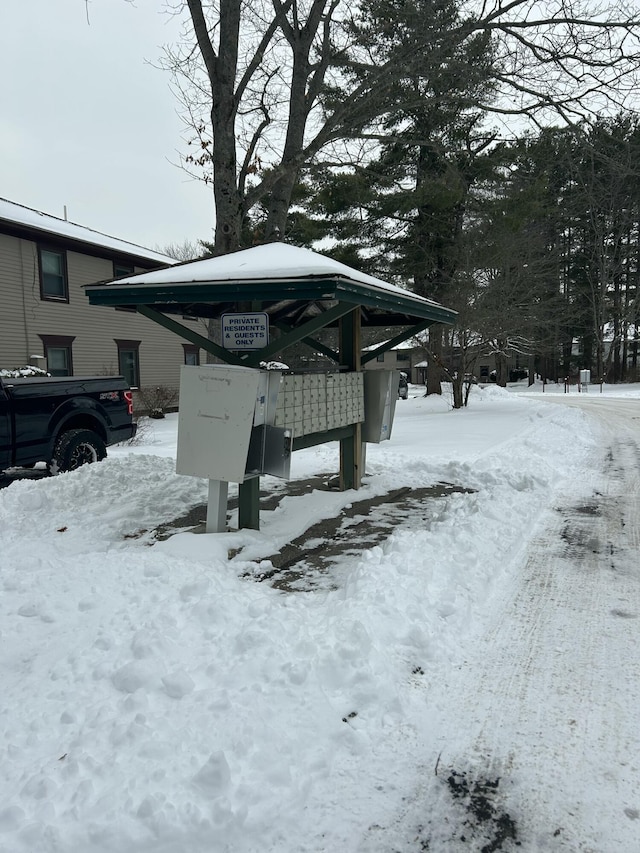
[206, 479, 229, 533]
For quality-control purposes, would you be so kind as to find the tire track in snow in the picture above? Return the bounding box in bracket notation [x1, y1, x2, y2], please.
[359, 398, 640, 852]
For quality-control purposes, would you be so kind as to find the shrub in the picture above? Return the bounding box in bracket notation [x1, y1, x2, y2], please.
[137, 385, 179, 419]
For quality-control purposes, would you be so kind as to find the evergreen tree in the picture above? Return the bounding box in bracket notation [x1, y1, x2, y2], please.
[563, 117, 640, 381]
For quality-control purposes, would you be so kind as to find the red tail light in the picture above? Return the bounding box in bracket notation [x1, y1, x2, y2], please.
[123, 390, 134, 416]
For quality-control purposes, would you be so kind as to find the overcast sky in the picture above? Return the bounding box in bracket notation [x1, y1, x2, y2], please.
[1, 1, 214, 252]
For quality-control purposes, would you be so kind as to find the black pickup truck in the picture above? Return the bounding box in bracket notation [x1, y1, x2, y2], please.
[0, 375, 137, 475]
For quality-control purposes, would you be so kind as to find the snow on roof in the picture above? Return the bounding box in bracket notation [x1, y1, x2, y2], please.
[97, 242, 443, 307]
[0, 197, 175, 266]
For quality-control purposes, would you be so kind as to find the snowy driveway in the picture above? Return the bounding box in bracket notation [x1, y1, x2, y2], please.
[1, 388, 639, 853]
[363, 396, 640, 851]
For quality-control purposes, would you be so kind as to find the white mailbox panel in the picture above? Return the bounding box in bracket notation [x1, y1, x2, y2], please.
[273, 371, 364, 437]
[176, 365, 261, 482]
[362, 370, 398, 443]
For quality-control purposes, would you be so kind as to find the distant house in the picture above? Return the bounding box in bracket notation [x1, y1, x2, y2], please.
[362, 338, 422, 382]
[0, 198, 203, 396]
[363, 335, 532, 385]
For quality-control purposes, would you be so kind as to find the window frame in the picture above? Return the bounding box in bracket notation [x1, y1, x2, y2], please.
[113, 262, 134, 278]
[38, 246, 69, 302]
[182, 344, 200, 366]
[38, 334, 75, 376]
[113, 264, 137, 312]
[115, 339, 141, 389]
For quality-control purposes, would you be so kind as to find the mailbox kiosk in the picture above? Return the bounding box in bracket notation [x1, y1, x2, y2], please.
[86, 242, 457, 532]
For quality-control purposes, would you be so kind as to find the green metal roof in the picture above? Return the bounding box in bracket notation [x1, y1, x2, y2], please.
[85, 242, 457, 328]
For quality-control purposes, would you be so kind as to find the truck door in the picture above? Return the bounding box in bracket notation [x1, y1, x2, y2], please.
[0, 385, 11, 469]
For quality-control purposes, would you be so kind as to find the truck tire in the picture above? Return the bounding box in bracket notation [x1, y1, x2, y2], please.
[49, 429, 107, 474]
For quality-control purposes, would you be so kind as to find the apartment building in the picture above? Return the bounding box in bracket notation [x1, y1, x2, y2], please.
[0, 197, 202, 390]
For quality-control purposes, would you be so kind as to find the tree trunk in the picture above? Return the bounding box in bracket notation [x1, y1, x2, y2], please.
[494, 348, 508, 387]
[263, 53, 307, 240]
[263, 0, 332, 241]
[426, 326, 443, 395]
[596, 334, 605, 382]
[187, 0, 243, 255]
[451, 375, 463, 409]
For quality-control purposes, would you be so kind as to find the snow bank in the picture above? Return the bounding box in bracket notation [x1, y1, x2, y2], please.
[0, 391, 601, 852]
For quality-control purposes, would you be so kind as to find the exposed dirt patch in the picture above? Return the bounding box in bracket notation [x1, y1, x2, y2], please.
[444, 771, 519, 851]
[151, 474, 339, 541]
[410, 769, 520, 851]
[574, 504, 601, 516]
[243, 482, 474, 592]
[149, 474, 474, 592]
[557, 498, 607, 556]
[611, 608, 638, 619]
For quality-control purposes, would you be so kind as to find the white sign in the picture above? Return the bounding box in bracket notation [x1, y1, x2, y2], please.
[221, 312, 269, 351]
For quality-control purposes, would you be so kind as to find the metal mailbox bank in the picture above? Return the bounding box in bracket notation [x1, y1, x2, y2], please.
[85, 242, 456, 533]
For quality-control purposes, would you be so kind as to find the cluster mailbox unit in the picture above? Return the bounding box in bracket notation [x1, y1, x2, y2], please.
[84, 242, 457, 535]
[274, 372, 365, 436]
[176, 364, 399, 532]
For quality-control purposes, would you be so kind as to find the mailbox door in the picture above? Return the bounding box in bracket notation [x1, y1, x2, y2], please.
[176, 365, 261, 482]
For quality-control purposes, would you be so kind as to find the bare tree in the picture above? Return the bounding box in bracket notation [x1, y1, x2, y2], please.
[164, 0, 347, 254]
[156, 239, 209, 261]
[158, 0, 640, 257]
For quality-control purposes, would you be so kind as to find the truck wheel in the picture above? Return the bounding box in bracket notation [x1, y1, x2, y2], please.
[49, 429, 107, 474]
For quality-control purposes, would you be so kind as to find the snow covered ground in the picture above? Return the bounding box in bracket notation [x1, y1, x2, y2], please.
[1, 380, 639, 852]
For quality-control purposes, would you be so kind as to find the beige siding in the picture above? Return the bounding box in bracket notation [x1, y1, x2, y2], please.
[1, 234, 201, 390]
[0, 234, 30, 368]
[364, 351, 412, 371]
[363, 348, 418, 382]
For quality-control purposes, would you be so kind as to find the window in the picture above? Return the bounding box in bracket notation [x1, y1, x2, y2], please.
[47, 348, 71, 376]
[396, 352, 410, 362]
[113, 264, 137, 312]
[115, 339, 140, 388]
[113, 262, 134, 278]
[38, 247, 68, 301]
[38, 335, 74, 376]
[376, 354, 385, 363]
[183, 344, 200, 366]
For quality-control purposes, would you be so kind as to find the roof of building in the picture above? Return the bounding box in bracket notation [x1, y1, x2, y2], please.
[85, 242, 457, 328]
[0, 197, 175, 267]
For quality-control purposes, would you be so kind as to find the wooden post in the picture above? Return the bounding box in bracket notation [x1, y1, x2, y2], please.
[338, 308, 363, 491]
[238, 477, 260, 530]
